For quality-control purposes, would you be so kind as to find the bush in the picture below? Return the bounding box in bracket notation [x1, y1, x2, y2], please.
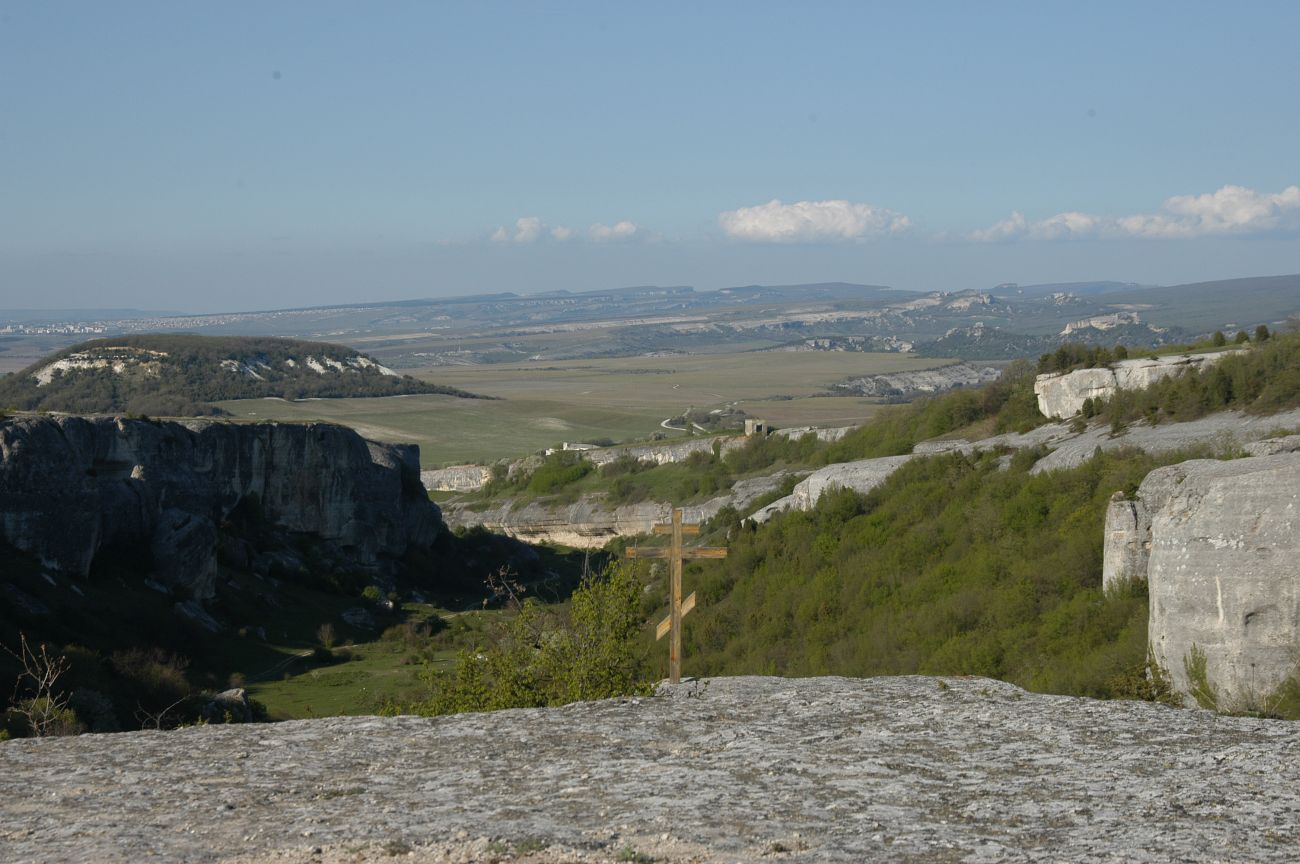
[416, 563, 652, 714]
[526, 453, 593, 494]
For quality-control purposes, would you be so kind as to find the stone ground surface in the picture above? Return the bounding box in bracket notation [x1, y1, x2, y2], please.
[3, 676, 1299, 863]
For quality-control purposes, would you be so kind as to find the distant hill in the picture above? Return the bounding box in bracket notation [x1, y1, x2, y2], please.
[990, 281, 1151, 299]
[1099, 274, 1300, 332]
[0, 335, 481, 416]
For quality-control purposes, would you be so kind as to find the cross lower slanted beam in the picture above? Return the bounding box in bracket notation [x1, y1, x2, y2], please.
[625, 507, 728, 684]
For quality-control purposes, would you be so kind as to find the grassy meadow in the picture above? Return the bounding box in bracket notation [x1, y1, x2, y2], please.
[215, 350, 951, 465]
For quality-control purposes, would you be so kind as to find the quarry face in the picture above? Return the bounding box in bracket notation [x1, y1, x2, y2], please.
[2, 676, 1298, 863]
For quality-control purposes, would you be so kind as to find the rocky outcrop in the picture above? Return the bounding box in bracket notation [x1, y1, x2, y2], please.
[1101, 493, 1149, 594]
[771, 424, 855, 443]
[749, 455, 914, 523]
[4, 676, 1299, 863]
[446, 499, 674, 548]
[832, 362, 999, 397]
[421, 464, 492, 492]
[581, 435, 749, 469]
[444, 472, 797, 547]
[1028, 407, 1300, 474]
[1034, 350, 1240, 419]
[0, 415, 441, 599]
[1103, 453, 1300, 708]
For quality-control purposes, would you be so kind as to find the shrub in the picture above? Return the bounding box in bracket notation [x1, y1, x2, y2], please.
[416, 563, 652, 714]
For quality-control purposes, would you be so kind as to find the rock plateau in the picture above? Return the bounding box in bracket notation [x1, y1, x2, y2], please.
[1, 676, 1297, 863]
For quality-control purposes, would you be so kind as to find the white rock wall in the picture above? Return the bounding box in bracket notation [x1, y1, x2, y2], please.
[1034, 350, 1241, 419]
[1114, 453, 1300, 708]
[421, 464, 493, 492]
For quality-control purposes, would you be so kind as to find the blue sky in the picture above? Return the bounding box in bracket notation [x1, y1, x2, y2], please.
[2, 1, 1299, 312]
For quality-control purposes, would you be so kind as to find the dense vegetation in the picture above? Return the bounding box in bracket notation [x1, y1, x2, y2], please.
[0, 335, 480, 416]
[679, 446, 1187, 698]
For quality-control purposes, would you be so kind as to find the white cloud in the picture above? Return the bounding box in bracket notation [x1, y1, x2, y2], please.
[492, 217, 550, 243]
[588, 220, 642, 242]
[972, 184, 1300, 242]
[718, 199, 911, 243]
[511, 216, 546, 243]
[1116, 184, 1300, 238]
[492, 216, 576, 244]
[968, 211, 1028, 243]
[1032, 211, 1103, 240]
[491, 217, 644, 243]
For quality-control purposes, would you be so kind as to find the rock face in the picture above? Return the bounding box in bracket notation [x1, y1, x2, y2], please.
[750, 455, 914, 523]
[0, 415, 441, 599]
[1103, 453, 1300, 707]
[1034, 350, 1239, 419]
[420, 463, 492, 492]
[443, 472, 796, 548]
[832, 362, 999, 397]
[1028, 407, 1300, 474]
[579, 435, 749, 469]
[1101, 493, 1149, 594]
[2, 676, 1299, 863]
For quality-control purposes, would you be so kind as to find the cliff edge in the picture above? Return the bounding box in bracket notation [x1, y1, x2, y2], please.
[0, 415, 442, 600]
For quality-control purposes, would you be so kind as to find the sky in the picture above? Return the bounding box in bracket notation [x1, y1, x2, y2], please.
[2, 1, 1300, 313]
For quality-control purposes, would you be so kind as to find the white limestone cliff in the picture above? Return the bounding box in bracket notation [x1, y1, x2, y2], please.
[1102, 452, 1300, 708]
[1034, 350, 1240, 419]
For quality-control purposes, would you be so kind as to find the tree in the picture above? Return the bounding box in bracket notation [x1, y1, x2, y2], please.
[1256, 324, 1271, 342]
[1212, 331, 1227, 347]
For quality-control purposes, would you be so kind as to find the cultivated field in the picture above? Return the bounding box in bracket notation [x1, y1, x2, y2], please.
[216, 350, 952, 465]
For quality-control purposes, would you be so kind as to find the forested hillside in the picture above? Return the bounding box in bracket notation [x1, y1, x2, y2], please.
[427, 330, 1300, 718]
[0, 335, 480, 416]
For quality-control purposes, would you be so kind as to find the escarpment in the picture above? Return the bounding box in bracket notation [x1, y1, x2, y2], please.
[0, 415, 442, 599]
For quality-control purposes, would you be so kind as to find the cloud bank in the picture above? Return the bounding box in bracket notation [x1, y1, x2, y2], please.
[972, 184, 1300, 242]
[718, 199, 911, 243]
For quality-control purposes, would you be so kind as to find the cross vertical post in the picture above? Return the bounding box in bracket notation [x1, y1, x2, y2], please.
[669, 506, 684, 684]
[625, 506, 728, 685]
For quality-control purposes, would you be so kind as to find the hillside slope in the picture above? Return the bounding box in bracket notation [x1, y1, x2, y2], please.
[0, 335, 479, 416]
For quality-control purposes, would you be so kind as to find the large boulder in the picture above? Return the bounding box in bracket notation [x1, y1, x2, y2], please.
[1104, 453, 1300, 708]
[749, 455, 913, 523]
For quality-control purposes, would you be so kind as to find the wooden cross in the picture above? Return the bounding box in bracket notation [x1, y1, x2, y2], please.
[625, 507, 727, 684]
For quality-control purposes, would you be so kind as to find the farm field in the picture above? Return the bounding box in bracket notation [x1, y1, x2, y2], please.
[216, 350, 953, 465]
